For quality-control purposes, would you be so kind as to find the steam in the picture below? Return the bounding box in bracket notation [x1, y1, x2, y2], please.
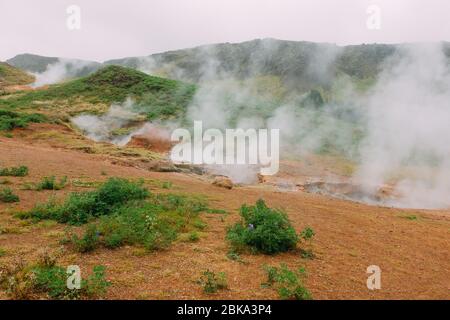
[71, 98, 142, 146]
[32, 58, 99, 87]
[72, 40, 450, 208]
[354, 43, 450, 208]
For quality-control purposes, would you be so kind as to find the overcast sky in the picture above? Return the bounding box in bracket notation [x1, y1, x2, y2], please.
[1, 0, 450, 62]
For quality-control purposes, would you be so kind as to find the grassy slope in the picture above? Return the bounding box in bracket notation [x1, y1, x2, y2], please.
[0, 62, 35, 87]
[0, 65, 196, 121]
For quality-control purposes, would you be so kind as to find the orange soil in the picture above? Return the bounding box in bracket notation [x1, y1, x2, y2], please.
[0, 135, 449, 300]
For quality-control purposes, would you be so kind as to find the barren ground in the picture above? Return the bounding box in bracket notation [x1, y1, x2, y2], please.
[0, 126, 449, 300]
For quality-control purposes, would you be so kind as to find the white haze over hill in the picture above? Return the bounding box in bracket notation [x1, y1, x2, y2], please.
[69, 41, 450, 209]
[355, 43, 450, 209]
[31, 58, 98, 87]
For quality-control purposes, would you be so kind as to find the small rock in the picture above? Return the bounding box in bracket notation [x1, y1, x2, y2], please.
[212, 176, 233, 189]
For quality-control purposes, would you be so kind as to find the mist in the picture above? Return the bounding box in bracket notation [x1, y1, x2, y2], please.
[355, 43, 450, 208]
[31, 58, 100, 87]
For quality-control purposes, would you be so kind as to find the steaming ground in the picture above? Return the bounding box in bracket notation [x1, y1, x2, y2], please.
[68, 42, 450, 209]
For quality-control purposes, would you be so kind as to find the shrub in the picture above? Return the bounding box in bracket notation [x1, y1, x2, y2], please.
[197, 270, 228, 294]
[0, 254, 110, 299]
[226, 199, 298, 254]
[300, 227, 315, 241]
[0, 187, 19, 203]
[0, 165, 28, 177]
[32, 264, 110, 299]
[22, 178, 149, 225]
[36, 176, 68, 191]
[262, 264, 312, 300]
[71, 225, 100, 253]
[0, 110, 46, 132]
[71, 194, 208, 253]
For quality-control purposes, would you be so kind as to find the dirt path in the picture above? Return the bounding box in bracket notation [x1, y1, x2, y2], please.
[0, 137, 449, 300]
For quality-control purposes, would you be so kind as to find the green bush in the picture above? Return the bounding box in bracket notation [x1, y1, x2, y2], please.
[0, 110, 46, 131]
[32, 264, 110, 299]
[71, 193, 208, 253]
[36, 176, 68, 191]
[0, 165, 28, 177]
[197, 270, 228, 294]
[0, 187, 19, 203]
[226, 199, 298, 254]
[263, 264, 312, 300]
[22, 178, 149, 225]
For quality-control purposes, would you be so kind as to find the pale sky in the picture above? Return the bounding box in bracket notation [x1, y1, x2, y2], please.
[2, 0, 450, 62]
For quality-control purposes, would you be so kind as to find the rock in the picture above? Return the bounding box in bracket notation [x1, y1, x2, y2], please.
[212, 176, 234, 189]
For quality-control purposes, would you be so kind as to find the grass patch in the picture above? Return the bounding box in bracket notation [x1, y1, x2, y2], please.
[19, 177, 149, 225]
[0, 187, 20, 203]
[0, 253, 110, 299]
[0, 165, 28, 177]
[226, 199, 298, 254]
[71, 193, 209, 253]
[262, 264, 312, 300]
[401, 215, 418, 221]
[0, 109, 46, 131]
[197, 270, 228, 294]
[37, 176, 68, 191]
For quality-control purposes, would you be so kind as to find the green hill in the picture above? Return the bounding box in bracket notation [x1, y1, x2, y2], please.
[0, 65, 196, 121]
[7, 53, 102, 79]
[0, 62, 35, 87]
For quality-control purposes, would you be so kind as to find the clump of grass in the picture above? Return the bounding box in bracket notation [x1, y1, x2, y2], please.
[0, 165, 28, 177]
[299, 226, 315, 259]
[226, 199, 298, 254]
[197, 270, 228, 294]
[0, 109, 46, 131]
[161, 181, 172, 189]
[37, 176, 68, 191]
[0, 187, 20, 203]
[402, 215, 418, 221]
[71, 193, 208, 253]
[0, 248, 6, 257]
[0, 252, 110, 299]
[262, 264, 312, 300]
[19, 177, 149, 225]
[0, 178, 12, 185]
[226, 250, 247, 264]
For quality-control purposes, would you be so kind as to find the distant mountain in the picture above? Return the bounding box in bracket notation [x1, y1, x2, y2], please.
[8, 40, 450, 92]
[104, 39, 399, 90]
[7, 53, 102, 79]
[0, 62, 35, 87]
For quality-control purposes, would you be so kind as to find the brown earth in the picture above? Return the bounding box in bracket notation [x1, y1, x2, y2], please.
[0, 130, 449, 300]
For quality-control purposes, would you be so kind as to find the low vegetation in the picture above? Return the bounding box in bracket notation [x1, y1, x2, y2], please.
[0, 252, 110, 299]
[0, 109, 46, 131]
[0, 165, 29, 177]
[197, 270, 228, 294]
[19, 177, 149, 225]
[0, 187, 19, 203]
[18, 177, 211, 253]
[226, 199, 298, 254]
[71, 193, 209, 253]
[262, 264, 312, 300]
[37, 176, 68, 191]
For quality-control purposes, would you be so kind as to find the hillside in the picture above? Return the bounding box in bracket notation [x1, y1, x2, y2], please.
[104, 39, 405, 89]
[7, 53, 102, 80]
[0, 62, 35, 88]
[9, 40, 450, 95]
[0, 65, 196, 120]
